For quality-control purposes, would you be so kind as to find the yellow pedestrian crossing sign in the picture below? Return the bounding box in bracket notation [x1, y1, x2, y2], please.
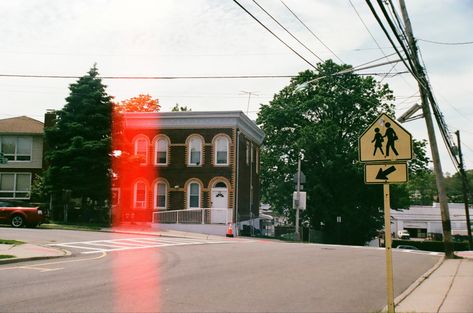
[359, 113, 412, 162]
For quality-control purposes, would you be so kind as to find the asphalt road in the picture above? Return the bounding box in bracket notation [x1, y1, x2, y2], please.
[0, 227, 441, 312]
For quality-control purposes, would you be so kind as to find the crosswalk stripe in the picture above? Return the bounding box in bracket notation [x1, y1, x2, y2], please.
[47, 236, 237, 254]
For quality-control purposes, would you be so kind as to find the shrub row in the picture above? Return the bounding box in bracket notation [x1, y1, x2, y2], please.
[393, 239, 470, 252]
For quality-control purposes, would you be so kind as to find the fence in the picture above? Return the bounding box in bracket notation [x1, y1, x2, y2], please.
[153, 208, 232, 225]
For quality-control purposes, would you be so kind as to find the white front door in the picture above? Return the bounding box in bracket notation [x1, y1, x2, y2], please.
[211, 187, 228, 224]
[211, 188, 228, 209]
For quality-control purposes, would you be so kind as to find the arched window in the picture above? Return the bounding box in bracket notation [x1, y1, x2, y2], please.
[134, 180, 147, 209]
[154, 137, 169, 165]
[187, 182, 201, 209]
[214, 136, 229, 166]
[188, 136, 203, 166]
[133, 136, 149, 165]
[155, 181, 167, 210]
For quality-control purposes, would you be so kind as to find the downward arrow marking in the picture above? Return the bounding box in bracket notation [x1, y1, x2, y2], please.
[376, 166, 397, 180]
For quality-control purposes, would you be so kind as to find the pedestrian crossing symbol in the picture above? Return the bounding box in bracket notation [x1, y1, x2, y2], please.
[359, 113, 412, 162]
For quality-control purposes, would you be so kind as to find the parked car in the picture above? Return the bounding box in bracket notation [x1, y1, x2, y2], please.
[398, 230, 410, 239]
[396, 245, 419, 250]
[0, 201, 46, 228]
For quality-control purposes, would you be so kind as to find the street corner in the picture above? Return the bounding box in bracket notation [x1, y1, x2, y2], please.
[0, 243, 71, 265]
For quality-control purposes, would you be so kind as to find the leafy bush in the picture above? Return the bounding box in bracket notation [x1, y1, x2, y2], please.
[393, 239, 470, 252]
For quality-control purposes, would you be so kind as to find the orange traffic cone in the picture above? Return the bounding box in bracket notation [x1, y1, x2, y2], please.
[226, 223, 234, 238]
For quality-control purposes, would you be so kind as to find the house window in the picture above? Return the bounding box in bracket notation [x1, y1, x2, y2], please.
[155, 182, 167, 210]
[0, 136, 32, 161]
[0, 173, 31, 199]
[188, 182, 200, 209]
[134, 137, 148, 165]
[188, 136, 202, 166]
[154, 138, 169, 165]
[215, 136, 229, 165]
[134, 181, 147, 208]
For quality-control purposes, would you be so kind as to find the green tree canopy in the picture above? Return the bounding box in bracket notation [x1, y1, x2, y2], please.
[257, 60, 428, 245]
[44, 65, 113, 215]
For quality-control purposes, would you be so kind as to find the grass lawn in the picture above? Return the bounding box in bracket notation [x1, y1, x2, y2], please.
[0, 239, 25, 245]
[40, 222, 103, 231]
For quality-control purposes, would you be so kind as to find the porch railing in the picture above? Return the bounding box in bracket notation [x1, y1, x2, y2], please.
[153, 208, 232, 224]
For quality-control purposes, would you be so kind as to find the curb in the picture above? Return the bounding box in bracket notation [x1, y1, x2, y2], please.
[381, 254, 445, 312]
[0, 247, 72, 265]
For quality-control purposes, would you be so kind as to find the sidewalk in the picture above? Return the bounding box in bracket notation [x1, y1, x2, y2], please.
[0, 243, 69, 264]
[394, 251, 473, 313]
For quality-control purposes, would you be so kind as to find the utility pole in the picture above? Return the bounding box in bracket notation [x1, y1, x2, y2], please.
[295, 156, 301, 241]
[399, 0, 454, 258]
[455, 130, 473, 249]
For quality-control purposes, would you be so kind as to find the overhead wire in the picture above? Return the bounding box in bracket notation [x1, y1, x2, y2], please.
[232, 0, 318, 69]
[0, 74, 295, 80]
[350, 0, 414, 89]
[279, 0, 344, 63]
[418, 38, 473, 46]
[251, 0, 324, 62]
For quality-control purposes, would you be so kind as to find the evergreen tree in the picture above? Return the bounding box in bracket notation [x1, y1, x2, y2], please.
[44, 65, 112, 222]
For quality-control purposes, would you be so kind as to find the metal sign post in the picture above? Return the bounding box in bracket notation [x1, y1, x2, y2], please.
[383, 184, 395, 313]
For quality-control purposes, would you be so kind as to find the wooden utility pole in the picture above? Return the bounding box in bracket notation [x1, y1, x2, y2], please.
[455, 130, 473, 249]
[399, 0, 454, 258]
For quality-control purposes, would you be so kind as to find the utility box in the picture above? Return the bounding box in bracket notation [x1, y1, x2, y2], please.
[293, 192, 307, 210]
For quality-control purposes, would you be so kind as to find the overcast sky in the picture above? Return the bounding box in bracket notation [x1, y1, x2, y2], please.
[1, 0, 472, 174]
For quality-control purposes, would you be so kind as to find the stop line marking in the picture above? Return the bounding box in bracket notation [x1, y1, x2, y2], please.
[47, 237, 237, 254]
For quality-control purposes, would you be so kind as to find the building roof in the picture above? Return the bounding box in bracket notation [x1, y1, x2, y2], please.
[0, 116, 44, 134]
[122, 111, 265, 144]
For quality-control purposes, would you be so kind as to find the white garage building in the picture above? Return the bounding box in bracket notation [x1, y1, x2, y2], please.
[392, 203, 473, 238]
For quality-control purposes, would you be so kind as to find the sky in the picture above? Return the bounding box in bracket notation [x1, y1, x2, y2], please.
[1, 0, 472, 174]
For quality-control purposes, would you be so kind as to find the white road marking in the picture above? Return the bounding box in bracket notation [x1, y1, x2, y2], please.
[47, 236, 235, 254]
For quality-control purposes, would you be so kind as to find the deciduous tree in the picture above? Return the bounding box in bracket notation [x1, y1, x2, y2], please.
[257, 60, 428, 245]
[114, 94, 160, 113]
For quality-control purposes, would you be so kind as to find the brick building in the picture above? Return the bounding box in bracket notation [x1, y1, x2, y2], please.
[113, 111, 264, 229]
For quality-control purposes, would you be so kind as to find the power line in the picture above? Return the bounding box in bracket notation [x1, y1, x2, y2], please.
[279, 0, 343, 63]
[252, 0, 324, 62]
[350, 0, 414, 89]
[418, 38, 473, 46]
[232, 0, 318, 69]
[372, 0, 418, 78]
[0, 74, 295, 80]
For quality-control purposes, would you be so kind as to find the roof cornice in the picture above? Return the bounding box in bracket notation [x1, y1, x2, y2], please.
[123, 111, 265, 144]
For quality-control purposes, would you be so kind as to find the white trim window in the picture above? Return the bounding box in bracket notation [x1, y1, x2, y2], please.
[134, 137, 148, 165]
[0, 173, 31, 199]
[0, 136, 32, 162]
[188, 136, 202, 166]
[155, 181, 167, 210]
[155, 138, 168, 165]
[134, 181, 147, 209]
[215, 136, 229, 166]
[187, 182, 200, 209]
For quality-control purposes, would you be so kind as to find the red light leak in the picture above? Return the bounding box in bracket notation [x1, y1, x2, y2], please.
[111, 109, 160, 312]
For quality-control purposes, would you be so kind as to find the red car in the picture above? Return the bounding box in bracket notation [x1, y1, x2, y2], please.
[0, 201, 46, 228]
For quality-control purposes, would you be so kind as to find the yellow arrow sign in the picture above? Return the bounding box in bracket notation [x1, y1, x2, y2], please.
[365, 162, 408, 184]
[359, 113, 412, 162]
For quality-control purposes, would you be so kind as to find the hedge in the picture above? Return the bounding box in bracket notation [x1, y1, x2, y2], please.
[392, 239, 470, 252]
